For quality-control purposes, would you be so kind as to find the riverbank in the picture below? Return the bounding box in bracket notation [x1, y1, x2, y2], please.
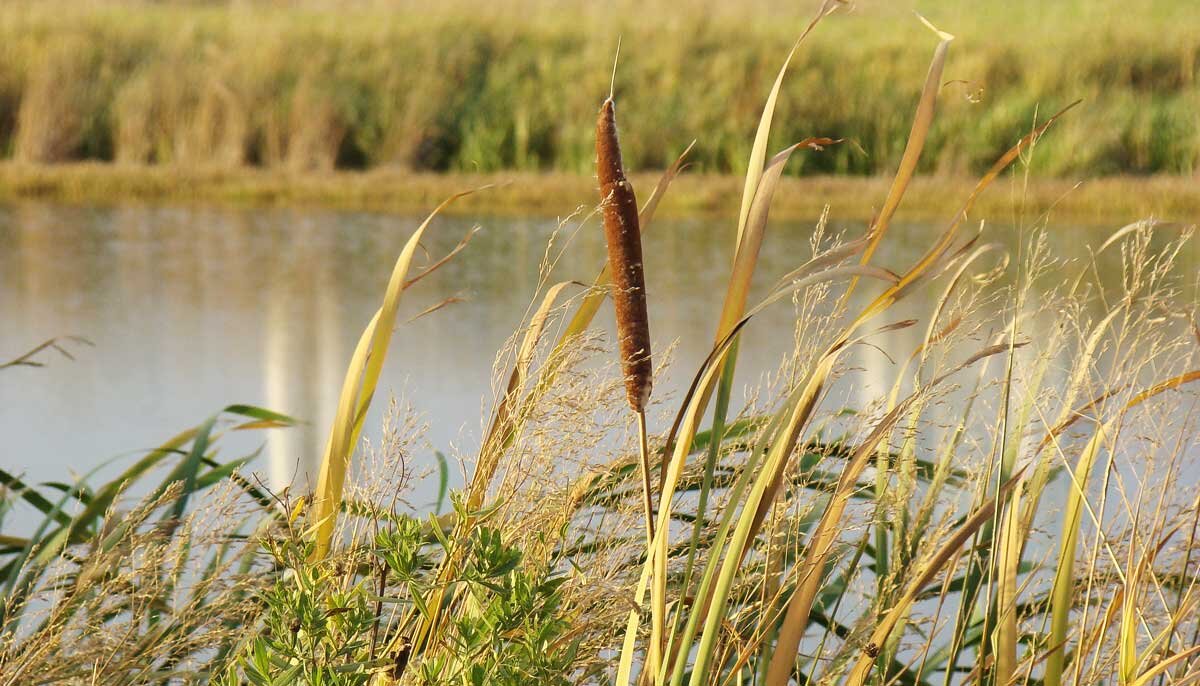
[1, 163, 1197, 225]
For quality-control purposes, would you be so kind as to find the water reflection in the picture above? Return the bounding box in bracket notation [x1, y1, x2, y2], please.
[0, 202, 1194, 499]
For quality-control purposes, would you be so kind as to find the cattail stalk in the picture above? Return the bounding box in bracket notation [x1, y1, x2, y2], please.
[598, 90, 662, 682]
[597, 97, 656, 535]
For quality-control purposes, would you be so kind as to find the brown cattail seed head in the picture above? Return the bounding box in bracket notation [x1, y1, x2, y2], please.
[596, 98, 653, 412]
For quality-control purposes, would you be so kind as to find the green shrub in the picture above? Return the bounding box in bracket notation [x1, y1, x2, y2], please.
[221, 500, 578, 686]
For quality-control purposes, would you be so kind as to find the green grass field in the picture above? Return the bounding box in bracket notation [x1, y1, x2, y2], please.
[0, 0, 1196, 177]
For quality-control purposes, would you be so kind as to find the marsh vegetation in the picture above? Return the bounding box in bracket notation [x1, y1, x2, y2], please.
[0, 0, 1196, 176]
[1, 3, 1199, 685]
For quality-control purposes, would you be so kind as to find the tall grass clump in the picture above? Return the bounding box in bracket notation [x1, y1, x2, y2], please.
[0, 0, 1196, 175]
[113, 49, 250, 167]
[12, 36, 118, 163]
[2, 3, 1199, 685]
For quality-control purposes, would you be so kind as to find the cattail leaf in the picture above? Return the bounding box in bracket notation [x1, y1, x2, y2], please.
[0, 471, 77, 530]
[993, 487, 1023, 686]
[853, 18, 953, 284]
[734, 0, 842, 250]
[717, 138, 839, 342]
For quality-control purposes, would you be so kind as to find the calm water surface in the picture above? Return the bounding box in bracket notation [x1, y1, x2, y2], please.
[1, 202, 1195, 514]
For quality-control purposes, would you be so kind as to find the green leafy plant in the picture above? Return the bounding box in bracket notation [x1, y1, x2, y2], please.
[224, 497, 578, 686]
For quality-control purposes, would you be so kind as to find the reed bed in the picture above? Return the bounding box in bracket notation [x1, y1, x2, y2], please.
[0, 0, 1196, 176]
[2, 3, 1199, 685]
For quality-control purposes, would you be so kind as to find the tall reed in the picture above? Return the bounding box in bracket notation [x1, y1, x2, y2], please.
[0, 0, 1196, 176]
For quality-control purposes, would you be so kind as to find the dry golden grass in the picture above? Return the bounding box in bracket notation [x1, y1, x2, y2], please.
[0, 483, 272, 684]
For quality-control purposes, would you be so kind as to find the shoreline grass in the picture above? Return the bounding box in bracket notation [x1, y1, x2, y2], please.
[0, 1, 1196, 177]
[1, 163, 1198, 224]
[2, 4, 1199, 685]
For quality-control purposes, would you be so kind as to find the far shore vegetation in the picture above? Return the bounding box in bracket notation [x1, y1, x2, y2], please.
[2, 0, 1195, 222]
[0, 0, 1196, 179]
[2, 0, 1196, 223]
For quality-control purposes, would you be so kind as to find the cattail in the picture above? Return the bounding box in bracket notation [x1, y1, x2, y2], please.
[596, 97, 653, 412]
[597, 81, 659, 676]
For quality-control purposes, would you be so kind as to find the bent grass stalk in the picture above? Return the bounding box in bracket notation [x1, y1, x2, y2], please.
[845, 28, 958, 623]
[847, 14, 953, 300]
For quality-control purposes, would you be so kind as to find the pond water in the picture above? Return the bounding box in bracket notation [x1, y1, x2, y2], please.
[1, 201, 1196, 522]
